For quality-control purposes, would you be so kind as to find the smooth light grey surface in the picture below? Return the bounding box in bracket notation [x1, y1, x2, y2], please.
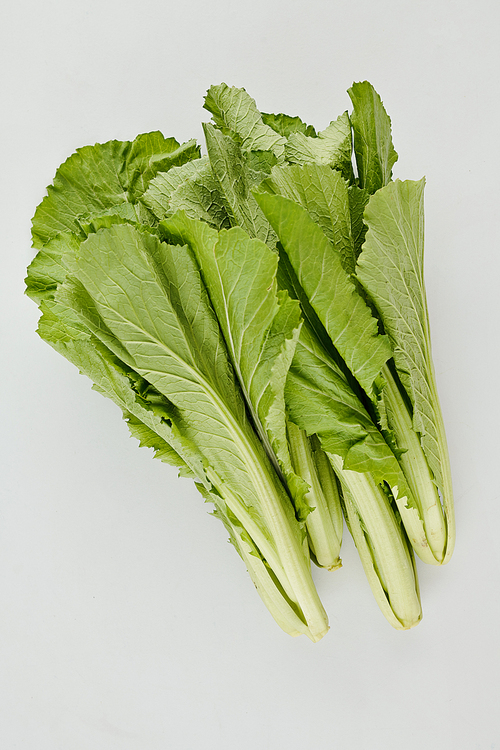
[1, 1, 499, 748]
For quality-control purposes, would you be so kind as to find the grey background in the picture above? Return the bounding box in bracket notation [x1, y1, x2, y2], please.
[2, 1, 499, 748]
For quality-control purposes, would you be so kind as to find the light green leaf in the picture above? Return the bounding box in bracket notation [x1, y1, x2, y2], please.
[170, 166, 231, 231]
[348, 81, 398, 194]
[262, 163, 357, 274]
[204, 83, 287, 162]
[285, 112, 353, 180]
[123, 134, 200, 202]
[287, 326, 402, 481]
[26, 232, 80, 304]
[261, 112, 316, 138]
[37, 296, 90, 345]
[357, 179, 452, 510]
[203, 123, 277, 245]
[287, 322, 438, 566]
[255, 192, 392, 395]
[32, 134, 200, 248]
[287, 325, 440, 563]
[31, 234, 327, 612]
[142, 157, 230, 231]
[141, 158, 210, 219]
[64, 222, 328, 637]
[64, 225, 258, 494]
[28, 228, 209, 481]
[160, 212, 311, 519]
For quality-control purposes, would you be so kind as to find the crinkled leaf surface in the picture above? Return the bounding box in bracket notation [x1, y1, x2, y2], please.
[356, 178, 446, 493]
[261, 112, 316, 138]
[161, 212, 311, 517]
[142, 157, 231, 231]
[142, 157, 210, 219]
[204, 83, 287, 162]
[285, 112, 353, 180]
[255, 192, 392, 395]
[203, 123, 276, 245]
[32, 133, 200, 247]
[348, 81, 398, 194]
[263, 163, 357, 274]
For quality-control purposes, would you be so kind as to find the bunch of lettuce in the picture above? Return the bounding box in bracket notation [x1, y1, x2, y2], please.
[26, 81, 454, 641]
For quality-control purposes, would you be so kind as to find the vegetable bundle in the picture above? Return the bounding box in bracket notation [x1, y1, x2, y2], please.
[26, 81, 454, 641]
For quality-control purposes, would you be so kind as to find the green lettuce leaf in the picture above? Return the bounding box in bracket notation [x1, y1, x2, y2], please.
[284, 112, 353, 181]
[60, 221, 328, 639]
[261, 112, 316, 138]
[160, 212, 311, 516]
[26, 229, 210, 482]
[255, 191, 392, 396]
[347, 81, 398, 194]
[32, 133, 200, 248]
[204, 83, 287, 162]
[160, 211, 344, 569]
[262, 163, 358, 274]
[258, 175, 445, 564]
[287, 327, 404, 482]
[356, 178, 454, 560]
[142, 157, 231, 231]
[203, 123, 277, 245]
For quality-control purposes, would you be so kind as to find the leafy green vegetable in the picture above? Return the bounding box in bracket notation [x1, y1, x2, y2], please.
[261, 163, 358, 273]
[357, 178, 454, 561]
[82, 224, 328, 636]
[261, 111, 316, 139]
[202, 83, 453, 584]
[32, 133, 200, 247]
[27, 78, 455, 638]
[255, 191, 393, 396]
[284, 112, 354, 182]
[203, 123, 277, 245]
[204, 83, 287, 162]
[347, 81, 398, 194]
[27, 132, 334, 639]
[160, 211, 343, 570]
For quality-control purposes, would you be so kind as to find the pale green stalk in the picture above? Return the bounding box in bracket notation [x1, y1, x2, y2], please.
[287, 421, 342, 570]
[382, 364, 447, 564]
[206, 422, 329, 642]
[229, 525, 315, 639]
[328, 454, 422, 629]
[428, 372, 455, 564]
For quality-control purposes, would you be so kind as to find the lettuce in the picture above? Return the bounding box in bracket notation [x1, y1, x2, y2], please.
[27, 80, 454, 637]
[26, 136, 329, 642]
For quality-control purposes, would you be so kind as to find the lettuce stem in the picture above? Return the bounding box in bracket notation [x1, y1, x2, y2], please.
[287, 421, 342, 570]
[216, 413, 330, 641]
[382, 364, 447, 564]
[328, 454, 422, 629]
